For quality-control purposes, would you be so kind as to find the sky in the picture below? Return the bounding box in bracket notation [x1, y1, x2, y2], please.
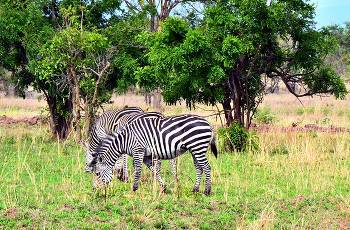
[309, 0, 350, 28]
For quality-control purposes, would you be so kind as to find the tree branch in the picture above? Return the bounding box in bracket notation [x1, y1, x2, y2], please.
[91, 61, 111, 108]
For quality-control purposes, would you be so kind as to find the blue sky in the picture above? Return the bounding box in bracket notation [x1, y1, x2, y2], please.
[309, 0, 350, 28]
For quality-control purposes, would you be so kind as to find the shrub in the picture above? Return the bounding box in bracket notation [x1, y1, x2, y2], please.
[218, 121, 259, 152]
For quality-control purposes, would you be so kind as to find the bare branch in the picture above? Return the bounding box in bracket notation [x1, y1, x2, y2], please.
[91, 61, 111, 108]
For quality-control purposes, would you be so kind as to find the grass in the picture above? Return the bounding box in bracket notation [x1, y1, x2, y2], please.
[1, 92, 350, 228]
[0, 124, 350, 229]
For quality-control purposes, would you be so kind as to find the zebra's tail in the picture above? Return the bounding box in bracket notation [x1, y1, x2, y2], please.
[210, 126, 218, 158]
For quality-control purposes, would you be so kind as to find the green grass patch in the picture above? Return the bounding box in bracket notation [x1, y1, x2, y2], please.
[0, 126, 350, 228]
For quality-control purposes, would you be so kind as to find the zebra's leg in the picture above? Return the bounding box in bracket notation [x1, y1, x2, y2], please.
[116, 154, 129, 182]
[132, 155, 143, 192]
[169, 159, 178, 183]
[192, 152, 212, 196]
[114, 157, 123, 181]
[201, 160, 212, 196]
[122, 154, 129, 182]
[191, 154, 203, 193]
[143, 156, 167, 193]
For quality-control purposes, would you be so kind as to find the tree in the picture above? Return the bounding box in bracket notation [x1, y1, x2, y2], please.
[0, 0, 74, 140]
[0, 0, 130, 140]
[123, 0, 191, 111]
[326, 22, 350, 78]
[136, 0, 347, 128]
[36, 6, 116, 141]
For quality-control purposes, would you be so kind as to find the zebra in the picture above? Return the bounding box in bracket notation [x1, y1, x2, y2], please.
[84, 108, 177, 183]
[84, 107, 144, 181]
[89, 114, 218, 196]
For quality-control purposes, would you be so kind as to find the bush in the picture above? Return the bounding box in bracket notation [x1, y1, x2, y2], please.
[218, 121, 259, 152]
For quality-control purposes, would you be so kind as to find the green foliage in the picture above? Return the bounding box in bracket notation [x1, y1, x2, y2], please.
[322, 117, 331, 125]
[307, 130, 318, 138]
[294, 106, 317, 116]
[326, 22, 350, 80]
[226, 121, 248, 152]
[270, 144, 289, 156]
[136, 0, 347, 128]
[321, 107, 331, 115]
[218, 121, 259, 152]
[36, 6, 115, 110]
[136, 17, 226, 108]
[0, 0, 139, 138]
[303, 67, 347, 99]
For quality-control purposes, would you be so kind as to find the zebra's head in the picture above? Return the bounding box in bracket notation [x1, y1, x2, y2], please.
[90, 154, 114, 188]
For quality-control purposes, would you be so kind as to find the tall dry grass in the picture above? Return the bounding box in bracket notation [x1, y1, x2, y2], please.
[0, 97, 46, 119]
[260, 92, 350, 127]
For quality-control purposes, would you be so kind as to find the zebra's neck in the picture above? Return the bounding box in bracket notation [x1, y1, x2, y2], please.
[88, 128, 102, 152]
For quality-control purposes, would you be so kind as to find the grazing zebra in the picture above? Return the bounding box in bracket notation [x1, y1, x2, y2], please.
[84, 108, 177, 183]
[89, 114, 218, 196]
[84, 107, 144, 180]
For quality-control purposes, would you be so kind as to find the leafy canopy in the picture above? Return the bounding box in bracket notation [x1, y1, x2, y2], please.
[136, 0, 347, 123]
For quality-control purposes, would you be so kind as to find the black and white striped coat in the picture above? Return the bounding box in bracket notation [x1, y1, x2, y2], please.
[85, 108, 177, 183]
[84, 107, 144, 178]
[90, 114, 217, 196]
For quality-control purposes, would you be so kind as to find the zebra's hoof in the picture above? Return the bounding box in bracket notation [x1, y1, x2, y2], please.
[132, 186, 138, 191]
[161, 187, 167, 194]
[203, 190, 211, 196]
[117, 175, 129, 183]
[191, 187, 199, 193]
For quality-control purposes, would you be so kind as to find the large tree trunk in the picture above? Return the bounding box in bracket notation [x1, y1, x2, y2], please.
[51, 0, 58, 21]
[145, 93, 152, 106]
[153, 88, 162, 112]
[84, 109, 92, 138]
[71, 86, 81, 142]
[47, 94, 72, 140]
[84, 102, 95, 138]
[150, 15, 155, 32]
[228, 57, 249, 128]
[228, 69, 243, 126]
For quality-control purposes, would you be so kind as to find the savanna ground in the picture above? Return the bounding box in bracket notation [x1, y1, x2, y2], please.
[1, 91, 350, 229]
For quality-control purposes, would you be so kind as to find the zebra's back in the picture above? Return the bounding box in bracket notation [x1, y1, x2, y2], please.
[127, 114, 215, 159]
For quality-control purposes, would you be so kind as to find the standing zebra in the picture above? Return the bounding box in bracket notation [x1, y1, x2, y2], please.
[90, 114, 218, 196]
